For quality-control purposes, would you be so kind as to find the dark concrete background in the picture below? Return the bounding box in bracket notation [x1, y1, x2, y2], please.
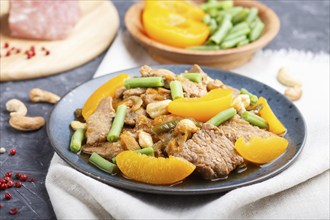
[0, 1, 329, 219]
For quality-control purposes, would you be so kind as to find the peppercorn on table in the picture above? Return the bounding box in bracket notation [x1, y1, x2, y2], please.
[0, 1, 329, 219]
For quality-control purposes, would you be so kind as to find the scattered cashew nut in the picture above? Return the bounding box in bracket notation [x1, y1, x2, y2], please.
[70, 121, 87, 131]
[277, 67, 302, 87]
[6, 99, 28, 117]
[9, 115, 45, 131]
[232, 94, 250, 112]
[284, 86, 302, 101]
[29, 88, 60, 104]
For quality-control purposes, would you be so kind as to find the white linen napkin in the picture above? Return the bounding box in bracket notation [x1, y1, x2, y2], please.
[46, 31, 330, 219]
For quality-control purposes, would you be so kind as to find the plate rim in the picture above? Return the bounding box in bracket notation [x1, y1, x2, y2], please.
[47, 64, 307, 195]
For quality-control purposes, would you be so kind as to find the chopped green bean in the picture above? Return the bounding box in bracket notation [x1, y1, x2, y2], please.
[152, 120, 180, 134]
[208, 18, 218, 33]
[70, 128, 85, 153]
[241, 111, 268, 129]
[170, 80, 184, 100]
[201, 0, 233, 11]
[187, 45, 220, 50]
[222, 7, 243, 17]
[249, 19, 264, 41]
[124, 77, 164, 89]
[250, 17, 261, 29]
[221, 35, 247, 49]
[107, 105, 127, 142]
[207, 107, 237, 126]
[89, 153, 118, 174]
[210, 14, 232, 44]
[203, 14, 212, 25]
[230, 22, 249, 33]
[182, 73, 203, 83]
[232, 8, 249, 24]
[245, 8, 258, 24]
[237, 39, 250, 47]
[224, 26, 250, 41]
[240, 88, 258, 105]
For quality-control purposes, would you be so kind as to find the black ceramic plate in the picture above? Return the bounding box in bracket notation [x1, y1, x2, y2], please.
[47, 65, 306, 195]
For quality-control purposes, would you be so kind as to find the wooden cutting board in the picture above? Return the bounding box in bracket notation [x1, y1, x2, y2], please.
[0, 0, 119, 81]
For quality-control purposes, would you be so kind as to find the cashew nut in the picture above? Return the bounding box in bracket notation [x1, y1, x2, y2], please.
[277, 67, 302, 87]
[70, 121, 87, 130]
[232, 94, 250, 112]
[138, 131, 154, 148]
[9, 115, 45, 131]
[29, 88, 60, 104]
[284, 86, 302, 101]
[6, 99, 28, 117]
[123, 96, 143, 111]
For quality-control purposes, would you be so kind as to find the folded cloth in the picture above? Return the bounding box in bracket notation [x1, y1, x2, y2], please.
[46, 31, 330, 219]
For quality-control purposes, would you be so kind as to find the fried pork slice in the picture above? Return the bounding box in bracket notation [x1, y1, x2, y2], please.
[166, 123, 244, 180]
[82, 142, 123, 160]
[139, 65, 176, 82]
[86, 97, 115, 145]
[219, 115, 273, 143]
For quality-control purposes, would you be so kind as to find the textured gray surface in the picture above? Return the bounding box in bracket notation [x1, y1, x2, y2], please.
[0, 1, 329, 219]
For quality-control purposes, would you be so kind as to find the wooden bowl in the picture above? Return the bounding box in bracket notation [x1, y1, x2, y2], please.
[125, 1, 280, 69]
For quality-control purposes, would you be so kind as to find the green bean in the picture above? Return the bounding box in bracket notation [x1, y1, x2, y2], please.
[182, 73, 203, 83]
[224, 26, 250, 41]
[107, 105, 127, 142]
[210, 14, 232, 44]
[250, 17, 261, 29]
[249, 19, 264, 42]
[237, 39, 250, 47]
[207, 107, 237, 126]
[89, 153, 118, 174]
[221, 35, 247, 49]
[112, 147, 155, 164]
[70, 128, 85, 153]
[187, 45, 220, 50]
[232, 8, 249, 24]
[170, 80, 184, 100]
[203, 14, 211, 25]
[152, 120, 180, 134]
[208, 8, 219, 18]
[201, 0, 233, 11]
[245, 8, 258, 24]
[208, 18, 218, 34]
[240, 88, 258, 105]
[124, 77, 164, 89]
[230, 22, 249, 33]
[241, 111, 268, 129]
[222, 7, 243, 17]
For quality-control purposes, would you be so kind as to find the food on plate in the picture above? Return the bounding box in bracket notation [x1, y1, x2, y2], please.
[141, 0, 264, 50]
[143, 0, 209, 48]
[9, 0, 80, 40]
[69, 64, 288, 185]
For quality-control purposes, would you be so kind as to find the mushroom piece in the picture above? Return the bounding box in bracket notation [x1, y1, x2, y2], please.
[9, 115, 45, 131]
[29, 88, 60, 104]
[6, 99, 28, 117]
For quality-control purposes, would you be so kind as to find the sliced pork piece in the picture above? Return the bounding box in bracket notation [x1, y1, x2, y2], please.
[166, 124, 244, 180]
[139, 65, 176, 82]
[219, 115, 273, 143]
[135, 115, 153, 133]
[177, 75, 207, 98]
[86, 97, 115, 145]
[124, 107, 147, 126]
[9, 0, 80, 40]
[141, 88, 171, 106]
[82, 142, 123, 160]
[123, 88, 146, 100]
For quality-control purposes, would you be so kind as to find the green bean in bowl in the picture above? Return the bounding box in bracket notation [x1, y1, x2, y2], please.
[188, 0, 265, 50]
